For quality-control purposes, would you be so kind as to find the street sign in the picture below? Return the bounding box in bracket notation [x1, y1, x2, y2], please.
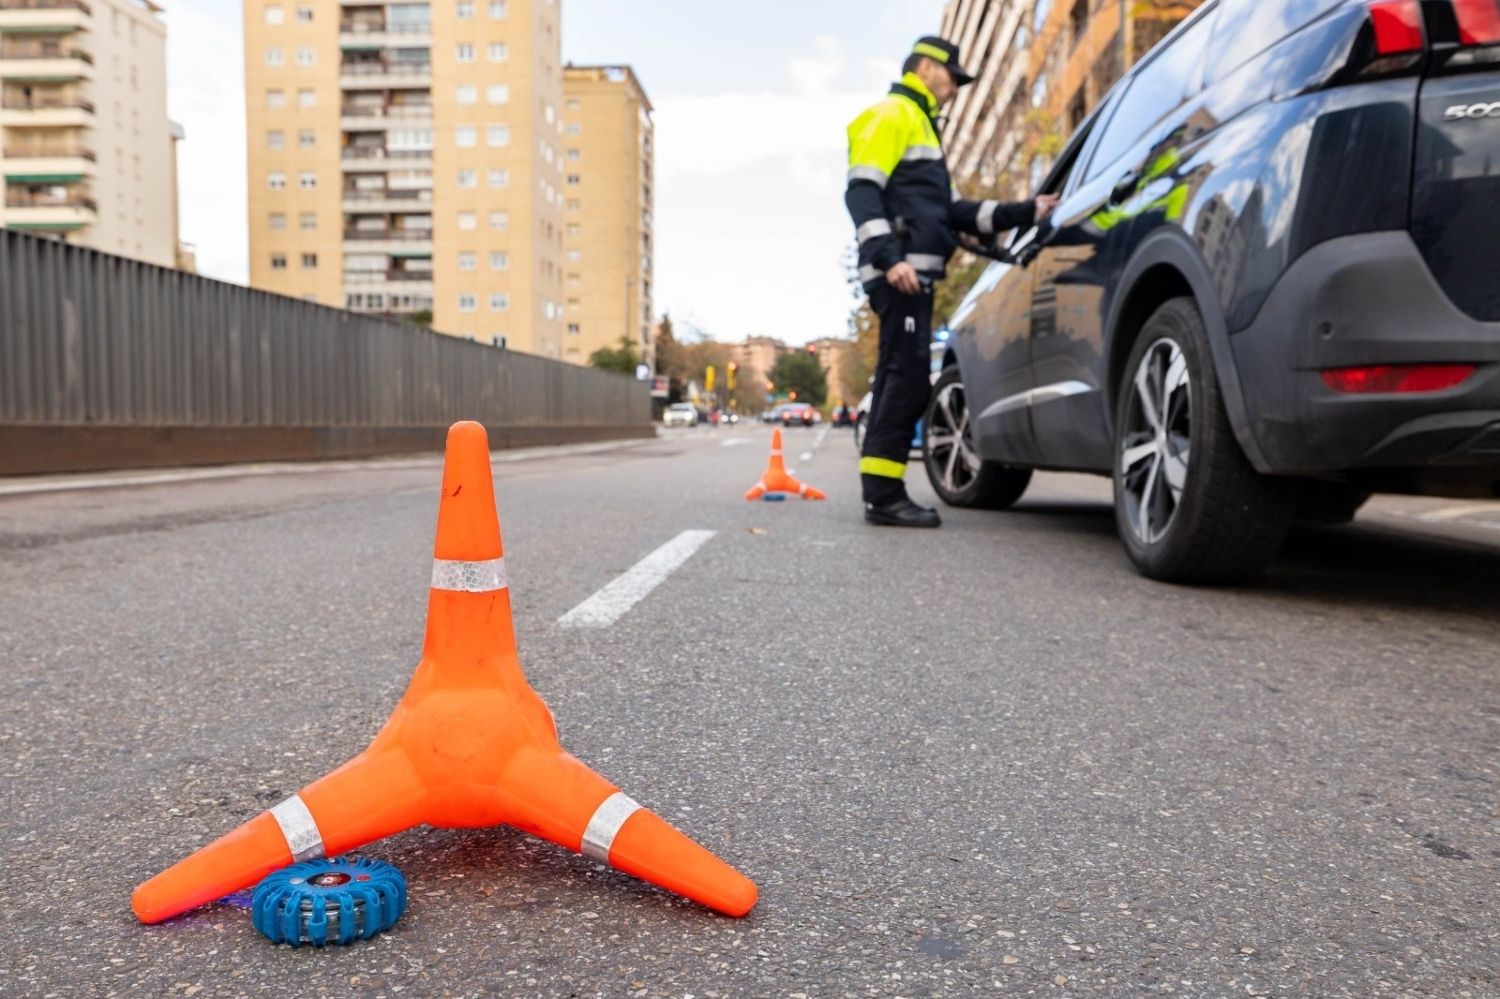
[650, 376, 669, 399]
[635, 363, 651, 381]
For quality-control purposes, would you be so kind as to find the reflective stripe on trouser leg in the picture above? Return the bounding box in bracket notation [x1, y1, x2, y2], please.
[861, 283, 934, 502]
[581, 791, 642, 863]
[269, 794, 326, 863]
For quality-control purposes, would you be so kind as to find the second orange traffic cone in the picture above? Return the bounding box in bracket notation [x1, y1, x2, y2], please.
[133, 421, 757, 924]
[744, 428, 826, 501]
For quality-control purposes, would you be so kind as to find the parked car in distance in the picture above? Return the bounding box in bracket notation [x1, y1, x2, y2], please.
[926, 0, 1500, 584]
[771, 403, 819, 427]
[662, 403, 697, 428]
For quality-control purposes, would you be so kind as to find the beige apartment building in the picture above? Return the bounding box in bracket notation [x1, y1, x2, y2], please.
[244, 0, 567, 356]
[0, 0, 184, 268]
[560, 63, 651, 368]
[938, 0, 1201, 195]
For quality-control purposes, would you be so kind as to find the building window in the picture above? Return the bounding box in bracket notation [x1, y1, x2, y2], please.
[488, 43, 508, 62]
[268, 171, 287, 191]
[297, 88, 315, 108]
[458, 252, 477, 270]
[486, 84, 509, 104]
[457, 211, 477, 231]
[458, 293, 477, 312]
[565, 98, 580, 111]
[296, 5, 312, 22]
[566, 122, 580, 136]
[267, 89, 286, 109]
[295, 47, 315, 67]
[270, 253, 287, 269]
[298, 171, 317, 190]
[566, 148, 580, 161]
[483, 251, 507, 271]
[267, 130, 285, 150]
[300, 212, 317, 230]
[265, 47, 284, 67]
[566, 223, 580, 237]
[269, 212, 287, 230]
[567, 323, 580, 335]
[566, 198, 580, 211]
[456, 0, 475, 17]
[457, 168, 477, 189]
[565, 174, 580, 186]
[456, 43, 475, 63]
[455, 125, 477, 148]
[265, 5, 284, 25]
[456, 84, 477, 105]
[488, 210, 508, 230]
[301, 253, 318, 269]
[565, 248, 581, 262]
[489, 293, 509, 312]
[298, 130, 315, 148]
[488, 1, 506, 17]
[486, 124, 509, 148]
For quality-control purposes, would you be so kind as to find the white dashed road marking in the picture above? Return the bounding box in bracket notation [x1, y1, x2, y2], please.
[557, 529, 717, 629]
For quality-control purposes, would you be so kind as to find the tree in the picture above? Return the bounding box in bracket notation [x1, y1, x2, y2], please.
[770, 350, 827, 408]
[842, 300, 877, 402]
[588, 335, 641, 375]
[407, 309, 433, 329]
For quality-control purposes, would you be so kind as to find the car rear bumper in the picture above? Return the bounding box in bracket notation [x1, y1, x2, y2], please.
[1229, 231, 1500, 483]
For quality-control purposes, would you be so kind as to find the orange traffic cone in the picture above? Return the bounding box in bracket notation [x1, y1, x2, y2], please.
[744, 428, 826, 501]
[133, 421, 757, 924]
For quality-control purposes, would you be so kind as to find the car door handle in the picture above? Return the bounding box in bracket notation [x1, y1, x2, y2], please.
[1109, 171, 1139, 206]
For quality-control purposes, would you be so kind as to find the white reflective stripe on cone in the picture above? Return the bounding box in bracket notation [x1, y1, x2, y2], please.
[269, 794, 325, 863]
[430, 557, 508, 593]
[581, 791, 642, 863]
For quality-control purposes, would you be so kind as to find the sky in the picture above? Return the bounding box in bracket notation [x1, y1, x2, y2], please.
[166, 0, 942, 347]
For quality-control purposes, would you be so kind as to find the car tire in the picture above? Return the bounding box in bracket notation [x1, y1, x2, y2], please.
[1113, 297, 1298, 583]
[923, 365, 1032, 509]
[1295, 480, 1371, 525]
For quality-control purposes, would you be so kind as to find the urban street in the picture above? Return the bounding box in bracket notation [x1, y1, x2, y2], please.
[2, 424, 1496, 997]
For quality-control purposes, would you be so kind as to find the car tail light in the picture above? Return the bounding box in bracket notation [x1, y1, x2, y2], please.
[1320, 363, 1476, 393]
[1367, 0, 1425, 54]
[1453, 0, 1500, 45]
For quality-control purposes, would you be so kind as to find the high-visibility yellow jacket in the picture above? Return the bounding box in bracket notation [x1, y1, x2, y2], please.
[846, 72, 1035, 291]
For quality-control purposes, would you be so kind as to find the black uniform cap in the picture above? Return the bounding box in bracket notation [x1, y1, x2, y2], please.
[911, 35, 974, 86]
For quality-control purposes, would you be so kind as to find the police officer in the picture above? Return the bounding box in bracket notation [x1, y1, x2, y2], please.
[847, 36, 1057, 527]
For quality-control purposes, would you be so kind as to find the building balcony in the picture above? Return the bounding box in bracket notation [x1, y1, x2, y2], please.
[339, 62, 431, 90]
[338, 22, 432, 49]
[343, 269, 434, 287]
[340, 230, 433, 254]
[0, 94, 92, 126]
[339, 147, 433, 171]
[3, 190, 96, 229]
[2, 144, 95, 180]
[339, 105, 432, 131]
[0, 44, 92, 81]
[0, 0, 90, 33]
[341, 188, 432, 212]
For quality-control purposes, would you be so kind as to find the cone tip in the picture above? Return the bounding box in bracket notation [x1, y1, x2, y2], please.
[721, 875, 758, 917]
[435, 420, 503, 561]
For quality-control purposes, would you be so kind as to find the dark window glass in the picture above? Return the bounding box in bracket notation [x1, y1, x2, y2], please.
[1083, 9, 1217, 184]
[1207, 0, 1344, 84]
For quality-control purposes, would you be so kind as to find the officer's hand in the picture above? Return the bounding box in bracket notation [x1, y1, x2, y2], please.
[1035, 194, 1061, 222]
[885, 261, 921, 295]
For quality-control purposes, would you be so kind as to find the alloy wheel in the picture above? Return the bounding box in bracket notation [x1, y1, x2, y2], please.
[1120, 338, 1192, 545]
[926, 380, 982, 495]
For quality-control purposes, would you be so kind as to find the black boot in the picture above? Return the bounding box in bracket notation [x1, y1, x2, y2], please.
[864, 497, 941, 528]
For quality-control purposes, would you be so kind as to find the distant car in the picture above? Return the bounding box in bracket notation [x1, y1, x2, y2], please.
[722, 412, 740, 425]
[771, 403, 817, 427]
[662, 403, 697, 428]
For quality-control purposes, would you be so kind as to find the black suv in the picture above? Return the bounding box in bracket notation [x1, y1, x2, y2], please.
[925, 0, 1500, 582]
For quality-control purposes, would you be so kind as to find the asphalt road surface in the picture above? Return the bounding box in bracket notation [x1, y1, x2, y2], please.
[1, 425, 1497, 998]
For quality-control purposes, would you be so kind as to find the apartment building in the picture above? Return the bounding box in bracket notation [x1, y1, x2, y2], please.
[244, 0, 567, 356]
[938, 0, 1201, 194]
[0, 0, 183, 268]
[560, 63, 651, 369]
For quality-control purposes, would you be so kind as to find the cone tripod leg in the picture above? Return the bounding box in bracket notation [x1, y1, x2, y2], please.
[132, 749, 427, 925]
[502, 747, 758, 918]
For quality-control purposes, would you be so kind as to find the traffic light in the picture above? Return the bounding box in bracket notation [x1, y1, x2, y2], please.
[704, 365, 716, 394]
[806, 343, 817, 355]
[727, 361, 737, 391]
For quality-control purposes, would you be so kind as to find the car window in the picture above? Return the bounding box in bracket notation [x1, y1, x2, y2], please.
[1082, 7, 1217, 185]
[1206, 0, 1344, 85]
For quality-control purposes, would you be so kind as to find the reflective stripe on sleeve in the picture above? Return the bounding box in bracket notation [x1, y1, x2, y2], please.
[581, 791, 642, 863]
[431, 557, 507, 593]
[976, 200, 1000, 235]
[847, 165, 889, 188]
[858, 264, 882, 284]
[856, 218, 892, 244]
[269, 794, 325, 863]
[905, 253, 947, 272]
[901, 145, 942, 162]
[859, 456, 908, 479]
